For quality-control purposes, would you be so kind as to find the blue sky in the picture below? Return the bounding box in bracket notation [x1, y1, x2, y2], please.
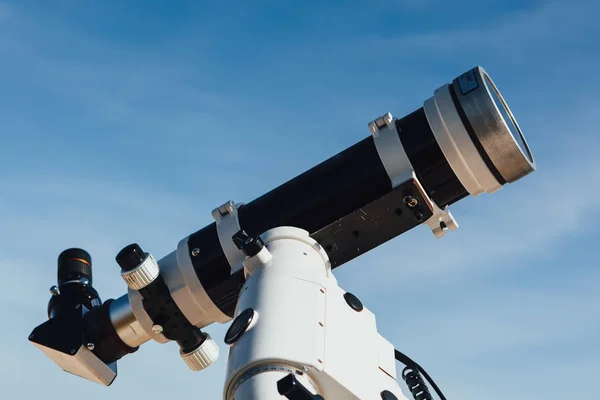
[1, 0, 599, 399]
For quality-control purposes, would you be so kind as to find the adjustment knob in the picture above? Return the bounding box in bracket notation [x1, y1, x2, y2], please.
[116, 244, 160, 290]
[180, 334, 220, 371]
[116, 243, 146, 272]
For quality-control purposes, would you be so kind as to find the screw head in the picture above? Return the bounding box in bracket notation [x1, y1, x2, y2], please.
[70, 348, 77, 355]
[86, 343, 95, 351]
[403, 196, 418, 208]
[49, 285, 60, 296]
[152, 324, 164, 334]
[191, 248, 200, 257]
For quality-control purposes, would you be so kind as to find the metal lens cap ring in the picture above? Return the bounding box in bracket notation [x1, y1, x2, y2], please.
[483, 74, 534, 164]
[452, 66, 536, 183]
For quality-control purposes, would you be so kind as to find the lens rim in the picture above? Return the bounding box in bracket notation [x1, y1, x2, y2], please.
[452, 66, 535, 183]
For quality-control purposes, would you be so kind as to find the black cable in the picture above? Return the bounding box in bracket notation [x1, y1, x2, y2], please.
[394, 349, 447, 400]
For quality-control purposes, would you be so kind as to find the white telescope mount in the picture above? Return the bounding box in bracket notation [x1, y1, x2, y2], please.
[222, 226, 408, 400]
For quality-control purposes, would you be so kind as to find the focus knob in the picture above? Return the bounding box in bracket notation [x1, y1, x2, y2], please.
[116, 243, 160, 290]
[180, 334, 220, 371]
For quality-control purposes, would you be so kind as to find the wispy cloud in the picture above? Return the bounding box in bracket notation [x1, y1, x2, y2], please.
[378, 267, 600, 398]
[369, 3, 591, 49]
[0, 167, 228, 307]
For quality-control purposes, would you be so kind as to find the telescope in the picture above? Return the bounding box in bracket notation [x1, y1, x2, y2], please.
[29, 66, 535, 400]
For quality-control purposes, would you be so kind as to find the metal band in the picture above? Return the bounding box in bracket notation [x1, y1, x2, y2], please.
[424, 85, 502, 195]
[452, 67, 535, 183]
[212, 201, 247, 274]
[226, 364, 320, 400]
[161, 240, 230, 328]
[368, 113, 414, 188]
[108, 294, 151, 348]
[127, 288, 169, 344]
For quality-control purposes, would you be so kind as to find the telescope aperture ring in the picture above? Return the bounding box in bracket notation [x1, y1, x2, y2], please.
[451, 66, 535, 183]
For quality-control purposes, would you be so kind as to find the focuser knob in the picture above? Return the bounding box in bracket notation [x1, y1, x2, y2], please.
[180, 334, 220, 371]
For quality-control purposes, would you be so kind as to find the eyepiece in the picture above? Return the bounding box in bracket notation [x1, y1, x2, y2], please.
[57, 248, 92, 286]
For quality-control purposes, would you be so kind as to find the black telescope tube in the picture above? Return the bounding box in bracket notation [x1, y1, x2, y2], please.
[238, 107, 468, 235]
[396, 108, 469, 207]
[188, 110, 464, 317]
[238, 137, 392, 237]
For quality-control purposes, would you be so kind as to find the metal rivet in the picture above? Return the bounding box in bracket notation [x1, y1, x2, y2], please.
[191, 248, 200, 257]
[86, 343, 95, 351]
[49, 285, 60, 296]
[70, 348, 77, 355]
[152, 324, 164, 334]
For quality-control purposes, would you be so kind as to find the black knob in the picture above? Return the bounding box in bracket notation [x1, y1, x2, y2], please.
[343, 292, 364, 312]
[57, 248, 92, 286]
[224, 308, 255, 345]
[115, 243, 146, 272]
[380, 390, 398, 400]
[232, 230, 264, 257]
